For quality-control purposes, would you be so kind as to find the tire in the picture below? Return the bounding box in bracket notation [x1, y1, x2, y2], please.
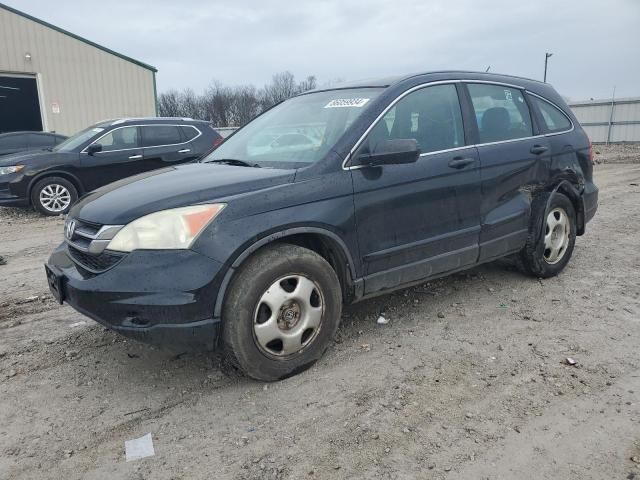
[518, 191, 576, 278]
[222, 243, 342, 381]
[31, 177, 78, 216]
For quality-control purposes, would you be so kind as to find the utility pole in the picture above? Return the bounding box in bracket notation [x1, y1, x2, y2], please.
[606, 86, 616, 145]
[543, 52, 553, 82]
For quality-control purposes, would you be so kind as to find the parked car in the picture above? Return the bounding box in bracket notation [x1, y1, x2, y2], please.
[46, 72, 598, 381]
[0, 131, 67, 156]
[0, 118, 222, 215]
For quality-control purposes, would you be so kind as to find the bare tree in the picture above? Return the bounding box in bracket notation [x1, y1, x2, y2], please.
[262, 71, 298, 107]
[178, 88, 203, 119]
[159, 71, 318, 127]
[230, 85, 261, 126]
[297, 75, 317, 93]
[157, 90, 181, 117]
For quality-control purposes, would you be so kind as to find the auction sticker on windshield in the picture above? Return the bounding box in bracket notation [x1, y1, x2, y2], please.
[324, 98, 370, 108]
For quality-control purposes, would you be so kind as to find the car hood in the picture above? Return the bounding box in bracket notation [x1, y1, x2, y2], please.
[0, 150, 75, 166]
[71, 163, 296, 225]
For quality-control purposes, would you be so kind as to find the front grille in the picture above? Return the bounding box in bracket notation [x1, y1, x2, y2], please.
[68, 245, 124, 273]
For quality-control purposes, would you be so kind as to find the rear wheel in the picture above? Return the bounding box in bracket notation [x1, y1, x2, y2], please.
[518, 192, 576, 278]
[222, 243, 342, 381]
[31, 177, 78, 216]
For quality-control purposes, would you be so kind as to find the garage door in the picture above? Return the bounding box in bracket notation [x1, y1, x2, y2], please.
[0, 74, 43, 133]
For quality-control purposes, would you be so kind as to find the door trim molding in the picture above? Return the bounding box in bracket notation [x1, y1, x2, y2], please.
[363, 225, 481, 262]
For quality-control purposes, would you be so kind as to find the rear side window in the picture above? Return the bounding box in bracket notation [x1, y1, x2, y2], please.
[180, 126, 199, 141]
[530, 96, 572, 133]
[142, 125, 183, 147]
[467, 84, 533, 143]
[97, 126, 141, 151]
[365, 84, 464, 154]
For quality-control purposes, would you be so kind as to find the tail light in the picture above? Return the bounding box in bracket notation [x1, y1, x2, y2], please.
[213, 138, 224, 148]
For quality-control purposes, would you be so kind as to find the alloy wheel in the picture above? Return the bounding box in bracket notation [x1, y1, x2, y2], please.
[39, 184, 71, 213]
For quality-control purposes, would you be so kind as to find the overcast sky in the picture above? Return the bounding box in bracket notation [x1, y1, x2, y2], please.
[9, 0, 640, 100]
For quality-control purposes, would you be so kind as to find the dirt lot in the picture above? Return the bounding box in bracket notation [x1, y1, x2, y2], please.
[1, 154, 639, 480]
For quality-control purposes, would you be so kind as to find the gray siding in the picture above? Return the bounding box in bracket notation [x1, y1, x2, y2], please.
[0, 6, 156, 135]
[569, 97, 640, 143]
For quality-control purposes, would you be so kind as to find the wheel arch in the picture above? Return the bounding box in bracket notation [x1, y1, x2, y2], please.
[27, 170, 85, 204]
[548, 180, 585, 235]
[213, 227, 359, 320]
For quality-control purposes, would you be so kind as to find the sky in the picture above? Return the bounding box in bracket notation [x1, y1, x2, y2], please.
[7, 0, 640, 100]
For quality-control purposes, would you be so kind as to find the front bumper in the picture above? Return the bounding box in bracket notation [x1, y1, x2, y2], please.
[46, 243, 225, 351]
[0, 174, 29, 207]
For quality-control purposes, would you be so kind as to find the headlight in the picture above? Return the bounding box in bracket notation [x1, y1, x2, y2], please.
[107, 204, 225, 252]
[0, 165, 24, 175]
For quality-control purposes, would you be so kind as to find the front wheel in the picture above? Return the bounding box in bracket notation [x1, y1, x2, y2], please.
[518, 192, 576, 278]
[31, 177, 78, 216]
[222, 243, 342, 381]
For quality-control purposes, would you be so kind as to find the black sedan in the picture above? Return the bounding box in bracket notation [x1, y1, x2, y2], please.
[0, 131, 67, 156]
[0, 118, 222, 215]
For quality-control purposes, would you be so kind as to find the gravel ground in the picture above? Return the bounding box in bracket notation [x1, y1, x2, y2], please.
[1, 160, 639, 480]
[593, 143, 640, 164]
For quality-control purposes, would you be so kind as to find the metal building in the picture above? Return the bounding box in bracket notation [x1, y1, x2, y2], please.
[0, 3, 157, 136]
[569, 97, 640, 143]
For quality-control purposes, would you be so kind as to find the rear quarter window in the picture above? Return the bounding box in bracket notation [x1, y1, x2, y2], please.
[181, 126, 200, 141]
[530, 96, 572, 133]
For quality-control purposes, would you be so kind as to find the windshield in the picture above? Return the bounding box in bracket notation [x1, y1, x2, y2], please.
[201, 88, 383, 168]
[53, 126, 105, 152]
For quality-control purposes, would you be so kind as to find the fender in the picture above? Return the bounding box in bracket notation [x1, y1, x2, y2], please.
[548, 180, 585, 235]
[27, 170, 85, 199]
[213, 226, 360, 319]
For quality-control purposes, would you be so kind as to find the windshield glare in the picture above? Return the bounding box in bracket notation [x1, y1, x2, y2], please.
[53, 126, 105, 152]
[202, 88, 383, 168]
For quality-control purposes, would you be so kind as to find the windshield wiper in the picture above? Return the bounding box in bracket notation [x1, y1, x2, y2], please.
[204, 158, 261, 168]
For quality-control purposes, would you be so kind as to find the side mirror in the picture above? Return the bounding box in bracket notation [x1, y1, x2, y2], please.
[357, 138, 420, 167]
[87, 143, 102, 155]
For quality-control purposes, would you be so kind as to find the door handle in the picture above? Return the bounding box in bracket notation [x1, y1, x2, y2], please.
[128, 154, 143, 160]
[178, 149, 191, 154]
[530, 145, 548, 155]
[448, 157, 476, 169]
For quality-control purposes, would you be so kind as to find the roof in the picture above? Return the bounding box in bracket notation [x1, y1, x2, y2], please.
[0, 131, 65, 137]
[0, 2, 157, 72]
[92, 117, 209, 128]
[311, 70, 547, 91]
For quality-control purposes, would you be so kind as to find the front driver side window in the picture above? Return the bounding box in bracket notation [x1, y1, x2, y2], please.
[362, 84, 465, 155]
[96, 126, 141, 152]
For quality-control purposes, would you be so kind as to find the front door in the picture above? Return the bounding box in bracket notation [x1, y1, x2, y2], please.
[80, 125, 145, 191]
[349, 83, 482, 295]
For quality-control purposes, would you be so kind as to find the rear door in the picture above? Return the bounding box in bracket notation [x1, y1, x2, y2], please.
[80, 125, 145, 190]
[350, 83, 482, 295]
[464, 82, 551, 262]
[141, 125, 199, 171]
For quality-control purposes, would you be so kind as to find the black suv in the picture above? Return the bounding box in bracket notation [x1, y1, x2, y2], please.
[46, 72, 598, 381]
[0, 118, 222, 215]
